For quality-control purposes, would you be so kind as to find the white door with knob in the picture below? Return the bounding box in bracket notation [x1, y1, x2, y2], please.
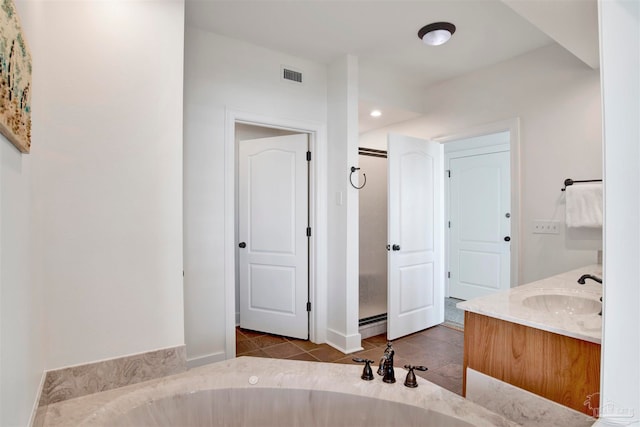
[447, 146, 510, 300]
[238, 134, 309, 339]
[387, 133, 444, 340]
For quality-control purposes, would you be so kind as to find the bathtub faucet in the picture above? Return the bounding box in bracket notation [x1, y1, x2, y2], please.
[578, 274, 602, 284]
[377, 341, 396, 384]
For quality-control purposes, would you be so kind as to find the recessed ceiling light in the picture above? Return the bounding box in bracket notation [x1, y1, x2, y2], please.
[418, 22, 456, 46]
[370, 110, 382, 117]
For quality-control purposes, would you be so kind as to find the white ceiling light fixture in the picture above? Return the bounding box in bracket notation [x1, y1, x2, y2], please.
[418, 22, 456, 46]
[370, 110, 382, 117]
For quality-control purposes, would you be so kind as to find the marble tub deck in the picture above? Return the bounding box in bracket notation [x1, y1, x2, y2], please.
[37, 357, 518, 427]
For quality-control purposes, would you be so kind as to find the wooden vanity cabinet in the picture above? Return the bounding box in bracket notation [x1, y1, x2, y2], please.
[463, 311, 601, 417]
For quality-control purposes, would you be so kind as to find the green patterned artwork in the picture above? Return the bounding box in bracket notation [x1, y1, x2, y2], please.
[0, 0, 31, 153]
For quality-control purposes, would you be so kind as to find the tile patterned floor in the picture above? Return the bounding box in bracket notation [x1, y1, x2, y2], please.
[236, 325, 464, 396]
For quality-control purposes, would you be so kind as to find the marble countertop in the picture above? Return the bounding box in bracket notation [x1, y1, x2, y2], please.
[38, 357, 518, 427]
[457, 265, 603, 344]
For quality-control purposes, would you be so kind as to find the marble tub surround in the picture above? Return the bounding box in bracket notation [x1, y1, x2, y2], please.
[457, 265, 603, 343]
[38, 345, 186, 407]
[38, 357, 518, 427]
[466, 369, 595, 427]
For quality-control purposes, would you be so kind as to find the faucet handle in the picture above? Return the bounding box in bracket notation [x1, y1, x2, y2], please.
[352, 358, 375, 381]
[403, 365, 428, 388]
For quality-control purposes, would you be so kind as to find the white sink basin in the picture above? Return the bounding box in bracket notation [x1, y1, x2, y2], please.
[522, 293, 601, 315]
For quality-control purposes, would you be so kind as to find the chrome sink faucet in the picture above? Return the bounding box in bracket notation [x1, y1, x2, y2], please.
[578, 274, 602, 284]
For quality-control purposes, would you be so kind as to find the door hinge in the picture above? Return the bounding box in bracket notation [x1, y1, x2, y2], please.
[447, 170, 451, 178]
[306, 302, 311, 312]
[448, 221, 451, 228]
[306, 151, 311, 161]
[306, 227, 311, 237]
[448, 271, 451, 278]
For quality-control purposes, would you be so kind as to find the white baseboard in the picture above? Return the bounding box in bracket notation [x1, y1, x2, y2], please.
[326, 328, 362, 354]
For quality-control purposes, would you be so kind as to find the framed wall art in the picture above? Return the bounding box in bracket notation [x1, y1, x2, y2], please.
[0, 0, 31, 153]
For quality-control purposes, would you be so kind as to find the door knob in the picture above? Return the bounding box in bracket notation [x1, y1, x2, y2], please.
[239, 242, 247, 248]
[504, 236, 511, 242]
[392, 244, 401, 251]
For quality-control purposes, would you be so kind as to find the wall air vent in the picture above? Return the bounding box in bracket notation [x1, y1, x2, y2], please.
[282, 67, 303, 84]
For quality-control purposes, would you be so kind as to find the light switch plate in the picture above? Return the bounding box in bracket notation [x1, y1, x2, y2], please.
[532, 220, 561, 234]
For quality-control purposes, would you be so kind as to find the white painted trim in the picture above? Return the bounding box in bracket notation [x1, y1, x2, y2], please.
[598, 0, 640, 423]
[224, 108, 328, 358]
[326, 328, 363, 354]
[186, 351, 226, 369]
[436, 118, 522, 287]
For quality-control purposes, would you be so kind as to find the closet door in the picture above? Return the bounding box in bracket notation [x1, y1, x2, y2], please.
[448, 148, 510, 300]
[238, 134, 309, 339]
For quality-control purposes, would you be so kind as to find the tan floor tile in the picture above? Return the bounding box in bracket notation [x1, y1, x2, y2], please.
[262, 342, 306, 359]
[236, 328, 249, 342]
[423, 369, 463, 396]
[236, 339, 259, 355]
[363, 334, 388, 347]
[286, 338, 322, 352]
[252, 334, 287, 349]
[238, 328, 267, 339]
[286, 352, 320, 362]
[308, 345, 347, 362]
[360, 340, 379, 351]
[419, 325, 464, 347]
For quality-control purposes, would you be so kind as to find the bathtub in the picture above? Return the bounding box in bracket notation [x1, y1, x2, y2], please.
[38, 357, 516, 427]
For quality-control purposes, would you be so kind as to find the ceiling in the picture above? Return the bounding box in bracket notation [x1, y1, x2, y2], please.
[186, 0, 598, 133]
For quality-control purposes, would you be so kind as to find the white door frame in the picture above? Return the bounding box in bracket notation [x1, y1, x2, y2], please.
[225, 109, 328, 358]
[436, 118, 521, 290]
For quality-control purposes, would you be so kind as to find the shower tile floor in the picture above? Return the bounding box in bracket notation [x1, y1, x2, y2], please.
[236, 324, 464, 396]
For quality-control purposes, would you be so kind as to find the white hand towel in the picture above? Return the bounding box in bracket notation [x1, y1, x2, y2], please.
[565, 183, 603, 228]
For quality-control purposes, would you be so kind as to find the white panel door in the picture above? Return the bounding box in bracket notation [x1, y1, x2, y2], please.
[448, 149, 510, 300]
[239, 134, 308, 339]
[387, 134, 444, 340]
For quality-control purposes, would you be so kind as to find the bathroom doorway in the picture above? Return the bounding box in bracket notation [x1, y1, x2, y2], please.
[358, 133, 445, 340]
[438, 120, 521, 304]
[225, 111, 327, 359]
[235, 123, 310, 340]
[445, 132, 511, 301]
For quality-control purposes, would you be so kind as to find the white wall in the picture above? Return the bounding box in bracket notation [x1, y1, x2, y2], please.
[3, 2, 185, 424]
[360, 43, 602, 284]
[0, 128, 44, 427]
[359, 59, 425, 114]
[598, 0, 640, 424]
[183, 28, 328, 363]
[326, 55, 361, 352]
[21, 0, 185, 370]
